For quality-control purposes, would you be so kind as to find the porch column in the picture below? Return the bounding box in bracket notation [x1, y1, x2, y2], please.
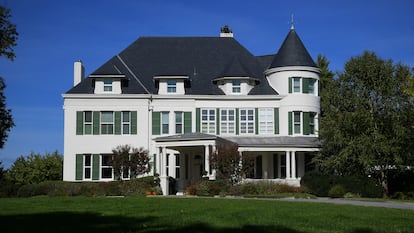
[286, 151, 291, 178]
[291, 151, 296, 179]
[169, 153, 176, 178]
[262, 154, 269, 179]
[211, 145, 217, 180]
[160, 146, 169, 196]
[204, 145, 210, 176]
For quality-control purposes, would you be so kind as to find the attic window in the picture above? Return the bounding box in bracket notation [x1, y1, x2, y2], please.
[167, 80, 177, 93]
[232, 80, 241, 93]
[103, 78, 113, 92]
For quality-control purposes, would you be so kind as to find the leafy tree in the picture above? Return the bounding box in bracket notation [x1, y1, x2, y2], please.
[111, 145, 151, 180]
[210, 144, 254, 185]
[0, 77, 14, 149]
[317, 51, 414, 197]
[8, 151, 63, 185]
[0, 5, 18, 149]
[0, 6, 18, 61]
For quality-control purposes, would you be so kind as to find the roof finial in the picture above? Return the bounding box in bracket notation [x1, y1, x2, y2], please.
[290, 14, 295, 30]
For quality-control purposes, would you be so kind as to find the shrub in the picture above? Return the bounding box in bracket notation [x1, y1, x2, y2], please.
[301, 171, 335, 196]
[328, 184, 346, 198]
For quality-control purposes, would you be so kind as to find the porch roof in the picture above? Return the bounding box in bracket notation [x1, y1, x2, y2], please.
[222, 136, 321, 148]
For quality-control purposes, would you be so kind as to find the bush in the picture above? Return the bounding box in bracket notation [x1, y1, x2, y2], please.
[301, 171, 335, 196]
[328, 184, 346, 198]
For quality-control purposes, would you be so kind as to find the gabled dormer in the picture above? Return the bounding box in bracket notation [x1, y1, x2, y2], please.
[90, 74, 127, 94]
[154, 76, 189, 95]
[213, 57, 259, 95]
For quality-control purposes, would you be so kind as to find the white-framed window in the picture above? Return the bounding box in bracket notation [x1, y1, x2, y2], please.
[101, 154, 113, 179]
[175, 112, 183, 134]
[259, 108, 273, 134]
[240, 109, 254, 134]
[101, 111, 114, 134]
[84, 111, 92, 135]
[103, 78, 113, 92]
[309, 112, 316, 134]
[232, 80, 241, 93]
[122, 166, 130, 180]
[84, 154, 92, 180]
[122, 111, 131, 135]
[308, 79, 315, 94]
[293, 77, 301, 93]
[293, 111, 301, 134]
[220, 109, 235, 134]
[167, 80, 177, 93]
[201, 109, 216, 134]
[161, 112, 169, 134]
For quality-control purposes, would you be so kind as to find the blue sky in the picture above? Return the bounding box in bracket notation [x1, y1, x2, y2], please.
[0, 0, 413, 168]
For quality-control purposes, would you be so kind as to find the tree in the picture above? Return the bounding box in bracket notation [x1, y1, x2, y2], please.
[210, 144, 254, 185]
[7, 151, 63, 185]
[0, 5, 18, 149]
[317, 51, 414, 197]
[0, 6, 18, 61]
[111, 145, 151, 180]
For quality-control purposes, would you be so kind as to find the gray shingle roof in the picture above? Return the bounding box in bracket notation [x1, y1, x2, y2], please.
[269, 29, 317, 68]
[67, 37, 277, 95]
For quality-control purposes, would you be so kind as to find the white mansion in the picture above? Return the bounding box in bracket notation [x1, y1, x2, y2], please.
[63, 26, 321, 195]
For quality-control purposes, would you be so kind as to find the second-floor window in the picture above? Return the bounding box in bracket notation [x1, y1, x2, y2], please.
[161, 112, 169, 134]
[122, 111, 131, 134]
[84, 111, 92, 135]
[220, 109, 235, 134]
[201, 109, 216, 134]
[175, 112, 183, 134]
[101, 111, 114, 134]
[240, 109, 254, 134]
[259, 108, 273, 134]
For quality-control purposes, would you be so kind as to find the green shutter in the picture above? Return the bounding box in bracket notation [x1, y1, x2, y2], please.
[274, 108, 279, 134]
[184, 112, 192, 133]
[92, 154, 100, 180]
[216, 108, 220, 135]
[303, 112, 310, 135]
[93, 111, 100, 135]
[302, 78, 309, 94]
[152, 112, 161, 135]
[76, 111, 84, 135]
[288, 77, 292, 93]
[288, 112, 293, 135]
[196, 108, 200, 132]
[236, 108, 239, 135]
[75, 154, 83, 180]
[131, 111, 137, 134]
[114, 111, 121, 135]
[255, 108, 259, 135]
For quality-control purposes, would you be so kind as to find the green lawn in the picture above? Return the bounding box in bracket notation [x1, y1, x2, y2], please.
[0, 196, 413, 233]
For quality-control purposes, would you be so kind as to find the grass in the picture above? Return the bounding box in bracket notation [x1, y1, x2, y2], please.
[0, 196, 413, 233]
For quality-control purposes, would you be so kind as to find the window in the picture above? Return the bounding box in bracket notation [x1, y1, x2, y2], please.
[232, 80, 241, 93]
[308, 79, 315, 94]
[122, 111, 131, 134]
[122, 167, 130, 180]
[240, 109, 254, 134]
[175, 154, 180, 179]
[101, 111, 114, 134]
[309, 112, 316, 134]
[161, 112, 169, 134]
[175, 112, 183, 134]
[101, 155, 112, 179]
[294, 111, 301, 134]
[201, 109, 216, 134]
[167, 80, 176, 93]
[259, 108, 273, 134]
[104, 78, 113, 92]
[293, 77, 301, 93]
[220, 109, 235, 134]
[84, 154, 92, 180]
[84, 111, 92, 135]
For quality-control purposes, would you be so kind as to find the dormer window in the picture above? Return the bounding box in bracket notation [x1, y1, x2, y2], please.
[232, 80, 241, 93]
[103, 78, 113, 92]
[167, 80, 177, 93]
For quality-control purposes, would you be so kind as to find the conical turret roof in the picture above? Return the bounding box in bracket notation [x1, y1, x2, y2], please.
[269, 29, 317, 68]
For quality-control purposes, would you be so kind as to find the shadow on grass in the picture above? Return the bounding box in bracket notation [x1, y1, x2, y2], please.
[0, 212, 305, 233]
[0, 212, 383, 233]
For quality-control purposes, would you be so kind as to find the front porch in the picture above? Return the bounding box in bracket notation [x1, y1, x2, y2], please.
[154, 133, 320, 195]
